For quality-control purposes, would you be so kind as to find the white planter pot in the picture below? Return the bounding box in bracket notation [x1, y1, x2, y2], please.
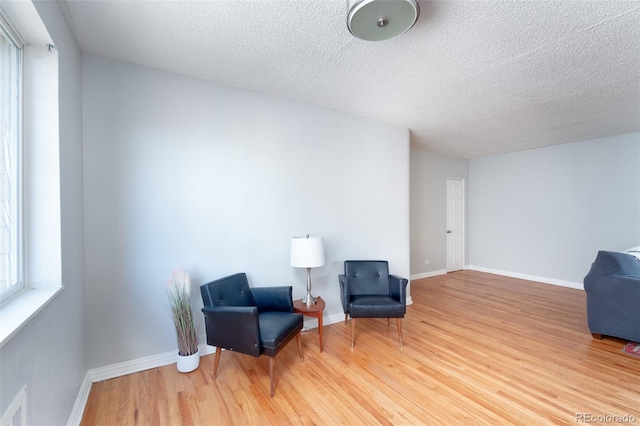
[176, 349, 200, 373]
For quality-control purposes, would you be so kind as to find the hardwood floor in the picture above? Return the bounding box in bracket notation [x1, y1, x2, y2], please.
[81, 271, 640, 425]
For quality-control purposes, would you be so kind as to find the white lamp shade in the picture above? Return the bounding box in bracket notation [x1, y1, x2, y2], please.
[290, 236, 325, 268]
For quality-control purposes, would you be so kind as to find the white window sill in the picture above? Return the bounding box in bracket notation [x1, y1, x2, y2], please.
[0, 286, 63, 349]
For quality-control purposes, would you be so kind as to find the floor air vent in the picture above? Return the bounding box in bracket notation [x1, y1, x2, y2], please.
[1, 386, 26, 426]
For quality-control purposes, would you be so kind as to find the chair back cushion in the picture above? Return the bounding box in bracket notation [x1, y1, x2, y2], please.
[344, 260, 390, 295]
[200, 272, 256, 307]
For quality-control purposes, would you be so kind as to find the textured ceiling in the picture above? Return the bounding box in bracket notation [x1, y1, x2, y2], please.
[59, 0, 640, 158]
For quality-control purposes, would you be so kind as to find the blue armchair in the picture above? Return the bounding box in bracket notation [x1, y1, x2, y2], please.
[584, 251, 640, 342]
[339, 260, 408, 347]
[200, 273, 304, 397]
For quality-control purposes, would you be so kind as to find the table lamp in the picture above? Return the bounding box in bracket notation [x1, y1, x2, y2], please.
[290, 234, 325, 306]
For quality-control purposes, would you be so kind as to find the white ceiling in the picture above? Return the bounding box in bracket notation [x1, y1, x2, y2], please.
[59, 0, 640, 158]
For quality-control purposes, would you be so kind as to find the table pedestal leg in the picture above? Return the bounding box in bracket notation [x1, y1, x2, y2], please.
[318, 313, 323, 352]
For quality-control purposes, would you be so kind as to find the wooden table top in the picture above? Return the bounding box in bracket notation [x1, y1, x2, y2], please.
[293, 296, 325, 313]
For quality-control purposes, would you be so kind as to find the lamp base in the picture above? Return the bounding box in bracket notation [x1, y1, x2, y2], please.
[301, 293, 316, 306]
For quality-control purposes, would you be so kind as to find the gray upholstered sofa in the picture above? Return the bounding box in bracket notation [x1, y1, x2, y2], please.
[584, 250, 640, 342]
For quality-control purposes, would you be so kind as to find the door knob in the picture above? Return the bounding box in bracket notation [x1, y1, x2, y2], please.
[446, 230, 452, 234]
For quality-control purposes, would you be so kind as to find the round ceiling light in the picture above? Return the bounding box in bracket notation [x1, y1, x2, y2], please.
[347, 0, 420, 42]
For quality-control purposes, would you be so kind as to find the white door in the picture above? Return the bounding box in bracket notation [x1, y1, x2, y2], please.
[446, 178, 464, 272]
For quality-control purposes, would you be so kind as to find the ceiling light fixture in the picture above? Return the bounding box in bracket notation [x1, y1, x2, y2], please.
[347, 0, 420, 42]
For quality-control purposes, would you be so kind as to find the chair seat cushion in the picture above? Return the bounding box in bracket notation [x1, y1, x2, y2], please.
[348, 295, 405, 318]
[258, 312, 303, 357]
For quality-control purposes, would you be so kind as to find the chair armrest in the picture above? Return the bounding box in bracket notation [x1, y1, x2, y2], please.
[339, 274, 349, 313]
[251, 286, 294, 313]
[201, 306, 261, 357]
[389, 274, 409, 307]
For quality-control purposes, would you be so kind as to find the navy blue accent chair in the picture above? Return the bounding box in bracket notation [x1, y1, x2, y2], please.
[338, 260, 409, 347]
[584, 251, 640, 342]
[200, 273, 304, 397]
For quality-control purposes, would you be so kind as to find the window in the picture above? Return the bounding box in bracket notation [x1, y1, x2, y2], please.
[0, 13, 23, 302]
[0, 0, 61, 348]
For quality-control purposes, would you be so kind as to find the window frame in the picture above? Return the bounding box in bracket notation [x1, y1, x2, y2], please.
[0, 9, 25, 304]
[0, 0, 62, 350]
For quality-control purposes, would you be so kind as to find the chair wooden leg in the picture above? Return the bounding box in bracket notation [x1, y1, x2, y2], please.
[296, 332, 304, 363]
[212, 347, 222, 379]
[396, 318, 403, 347]
[269, 357, 276, 398]
[345, 313, 348, 323]
[592, 333, 603, 340]
[351, 318, 356, 348]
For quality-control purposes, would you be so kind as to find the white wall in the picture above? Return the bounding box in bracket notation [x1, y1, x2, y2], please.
[410, 151, 468, 276]
[469, 133, 640, 286]
[82, 54, 410, 369]
[0, 1, 86, 425]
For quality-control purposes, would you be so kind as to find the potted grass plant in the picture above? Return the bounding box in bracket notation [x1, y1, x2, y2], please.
[167, 267, 199, 372]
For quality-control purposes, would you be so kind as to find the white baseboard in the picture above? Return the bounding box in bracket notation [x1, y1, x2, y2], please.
[301, 311, 349, 330]
[88, 336, 216, 383]
[71, 338, 216, 425]
[410, 270, 446, 280]
[466, 265, 583, 290]
[67, 373, 92, 426]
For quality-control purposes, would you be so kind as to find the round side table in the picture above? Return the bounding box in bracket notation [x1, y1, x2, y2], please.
[293, 296, 326, 352]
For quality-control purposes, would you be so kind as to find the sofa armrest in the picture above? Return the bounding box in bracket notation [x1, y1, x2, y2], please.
[585, 275, 640, 341]
[251, 286, 293, 313]
[586, 275, 640, 296]
[201, 305, 261, 356]
[584, 251, 640, 288]
[603, 275, 640, 293]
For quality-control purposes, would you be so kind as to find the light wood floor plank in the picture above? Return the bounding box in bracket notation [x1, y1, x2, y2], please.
[81, 271, 640, 425]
